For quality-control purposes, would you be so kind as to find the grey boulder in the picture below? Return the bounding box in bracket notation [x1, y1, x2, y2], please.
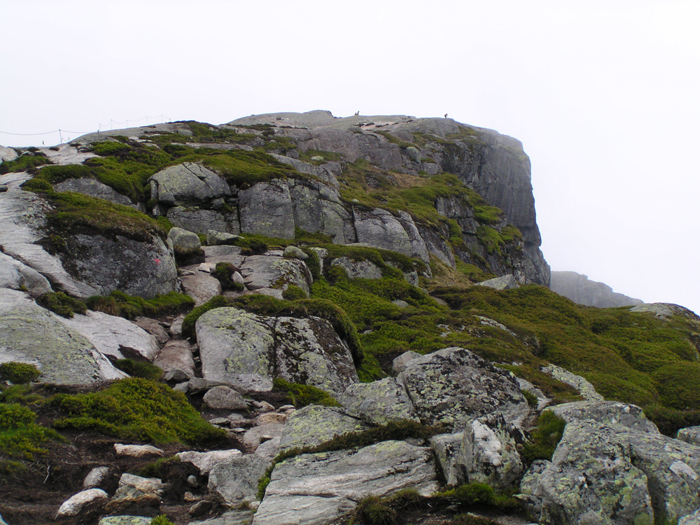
[252, 440, 439, 525]
[208, 454, 271, 506]
[149, 162, 231, 206]
[339, 377, 418, 425]
[278, 405, 369, 453]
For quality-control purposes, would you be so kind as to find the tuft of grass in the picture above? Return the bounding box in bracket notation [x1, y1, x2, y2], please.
[273, 378, 340, 408]
[0, 363, 41, 384]
[86, 290, 194, 320]
[36, 292, 87, 318]
[50, 378, 226, 446]
[0, 152, 52, 174]
[521, 411, 567, 464]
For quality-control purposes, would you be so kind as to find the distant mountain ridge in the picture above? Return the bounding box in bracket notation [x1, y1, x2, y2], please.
[551, 270, 643, 308]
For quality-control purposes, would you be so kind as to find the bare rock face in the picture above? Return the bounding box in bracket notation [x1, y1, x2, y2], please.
[397, 347, 530, 431]
[0, 289, 123, 384]
[208, 455, 271, 506]
[54, 178, 135, 207]
[278, 405, 369, 454]
[252, 440, 439, 525]
[149, 162, 231, 207]
[339, 377, 419, 426]
[239, 180, 295, 239]
[197, 307, 358, 394]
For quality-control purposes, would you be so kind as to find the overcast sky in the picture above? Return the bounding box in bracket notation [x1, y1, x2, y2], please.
[2, 0, 699, 313]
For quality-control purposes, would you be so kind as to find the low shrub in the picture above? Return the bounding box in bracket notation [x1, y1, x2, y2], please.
[0, 403, 63, 461]
[0, 363, 41, 384]
[351, 495, 398, 525]
[212, 262, 244, 292]
[51, 378, 226, 446]
[86, 290, 194, 320]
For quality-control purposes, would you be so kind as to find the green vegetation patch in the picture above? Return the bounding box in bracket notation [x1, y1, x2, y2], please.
[86, 290, 194, 320]
[0, 363, 41, 384]
[0, 152, 52, 174]
[522, 411, 567, 463]
[0, 402, 63, 468]
[182, 295, 230, 340]
[51, 378, 226, 446]
[272, 378, 340, 408]
[113, 359, 163, 381]
[36, 291, 87, 318]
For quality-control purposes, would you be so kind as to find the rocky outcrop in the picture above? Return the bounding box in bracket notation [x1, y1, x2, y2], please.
[149, 162, 231, 207]
[396, 347, 530, 431]
[551, 271, 643, 308]
[523, 401, 700, 524]
[54, 178, 135, 207]
[252, 440, 439, 525]
[196, 307, 358, 394]
[0, 289, 123, 383]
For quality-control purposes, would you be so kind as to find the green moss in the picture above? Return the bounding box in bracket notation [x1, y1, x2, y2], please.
[282, 285, 307, 301]
[36, 292, 87, 318]
[0, 152, 52, 174]
[351, 495, 398, 525]
[86, 290, 194, 320]
[42, 191, 167, 242]
[114, 359, 163, 381]
[51, 378, 226, 446]
[212, 262, 245, 292]
[272, 378, 340, 408]
[150, 516, 175, 525]
[522, 411, 567, 464]
[0, 363, 41, 384]
[182, 295, 230, 339]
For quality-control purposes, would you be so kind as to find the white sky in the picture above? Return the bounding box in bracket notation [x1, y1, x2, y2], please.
[2, 0, 699, 313]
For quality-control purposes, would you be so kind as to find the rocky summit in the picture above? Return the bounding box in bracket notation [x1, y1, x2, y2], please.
[0, 111, 699, 525]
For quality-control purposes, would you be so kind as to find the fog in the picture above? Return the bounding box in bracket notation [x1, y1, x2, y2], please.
[2, 0, 698, 313]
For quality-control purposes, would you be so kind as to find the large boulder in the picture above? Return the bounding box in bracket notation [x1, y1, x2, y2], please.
[197, 307, 358, 394]
[166, 206, 240, 235]
[54, 178, 135, 207]
[278, 405, 369, 453]
[396, 347, 530, 431]
[208, 455, 271, 506]
[0, 289, 124, 383]
[0, 250, 52, 297]
[252, 440, 439, 525]
[288, 179, 355, 243]
[148, 162, 231, 206]
[524, 402, 700, 524]
[239, 255, 311, 296]
[59, 233, 179, 299]
[56, 310, 160, 362]
[546, 400, 659, 434]
[339, 377, 419, 425]
[239, 180, 294, 239]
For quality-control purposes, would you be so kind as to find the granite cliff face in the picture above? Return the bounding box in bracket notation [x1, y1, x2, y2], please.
[2, 113, 700, 525]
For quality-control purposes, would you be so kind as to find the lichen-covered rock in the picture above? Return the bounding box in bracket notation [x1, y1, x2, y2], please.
[168, 226, 201, 251]
[391, 350, 423, 375]
[527, 418, 700, 524]
[239, 180, 294, 239]
[678, 426, 700, 446]
[197, 308, 357, 394]
[54, 178, 135, 207]
[60, 233, 179, 299]
[330, 257, 382, 280]
[167, 206, 240, 235]
[252, 440, 439, 525]
[98, 517, 152, 525]
[542, 364, 604, 401]
[278, 405, 369, 453]
[547, 400, 660, 434]
[180, 270, 222, 306]
[397, 347, 530, 431]
[461, 414, 524, 490]
[0, 289, 123, 383]
[430, 432, 465, 487]
[197, 307, 276, 392]
[114, 444, 164, 458]
[239, 254, 311, 296]
[207, 454, 271, 506]
[680, 508, 700, 525]
[149, 162, 231, 206]
[113, 473, 165, 500]
[274, 316, 358, 396]
[353, 208, 414, 260]
[534, 421, 654, 525]
[203, 385, 248, 410]
[339, 377, 418, 425]
[188, 510, 254, 525]
[288, 178, 354, 243]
